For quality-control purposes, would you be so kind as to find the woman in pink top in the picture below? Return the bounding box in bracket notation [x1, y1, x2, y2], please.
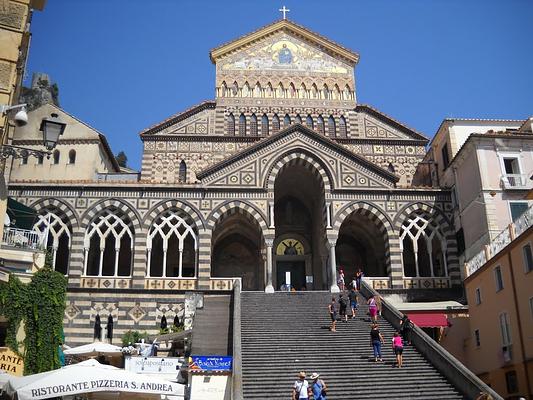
[392, 331, 404, 368]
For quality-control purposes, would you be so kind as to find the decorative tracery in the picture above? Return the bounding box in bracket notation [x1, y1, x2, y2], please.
[33, 210, 71, 275]
[84, 208, 134, 277]
[400, 212, 447, 277]
[147, 210, 198, 278]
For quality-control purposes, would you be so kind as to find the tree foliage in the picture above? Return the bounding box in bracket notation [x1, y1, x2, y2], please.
[0, 255, 67, 374]
[115, 151, 128, 168]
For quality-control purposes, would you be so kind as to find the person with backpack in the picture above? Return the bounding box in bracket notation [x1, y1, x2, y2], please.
[370, 323, 385, 362]
[400, 314, 413, 345]
[310, 372, 327, 400]
[392, 331, 404, 368]
[348, 287, 358, 319]
[338, 293, 348, 323]
[292, 371, 311, 400]
[328, 297, 337, 332]
[367, 295, 378, 323]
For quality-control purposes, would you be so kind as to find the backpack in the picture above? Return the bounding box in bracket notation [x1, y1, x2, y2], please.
[339, 297, 347, 308]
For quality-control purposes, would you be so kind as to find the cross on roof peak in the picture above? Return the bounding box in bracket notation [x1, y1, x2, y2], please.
[279, 5, 290, 20]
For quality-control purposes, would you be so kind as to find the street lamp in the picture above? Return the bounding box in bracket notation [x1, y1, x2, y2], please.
[0, 104, 66, 159]
[40, 112, 66, 150]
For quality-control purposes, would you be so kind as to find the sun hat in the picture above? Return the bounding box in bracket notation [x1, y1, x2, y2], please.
[310, 372, 320, 380]
[298, 371, 306, 379]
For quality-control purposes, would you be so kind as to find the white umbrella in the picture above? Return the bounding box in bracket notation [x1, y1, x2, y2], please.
[64, 342, 123, 357]
[4, 359, 184, 400]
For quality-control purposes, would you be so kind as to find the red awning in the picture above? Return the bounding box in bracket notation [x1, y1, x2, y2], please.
[408, 313, 448, 327]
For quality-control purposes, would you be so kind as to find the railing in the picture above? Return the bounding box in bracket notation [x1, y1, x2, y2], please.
[2, 228, 44, 250]
[500, 174, 532, 189]
[465, 203, 533, 277]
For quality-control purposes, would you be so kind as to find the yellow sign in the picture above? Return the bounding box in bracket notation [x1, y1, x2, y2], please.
[0, 347, 24, 376]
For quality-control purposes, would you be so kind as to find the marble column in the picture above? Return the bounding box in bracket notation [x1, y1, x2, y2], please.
[265, 238, 274, 293]
[328, 239, 339, 293]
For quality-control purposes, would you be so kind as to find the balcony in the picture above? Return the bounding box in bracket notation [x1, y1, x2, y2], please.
[2, 227, 45, 250]
[500, 174, 532, 190]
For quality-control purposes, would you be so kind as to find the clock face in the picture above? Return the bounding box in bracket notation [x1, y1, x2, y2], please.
[276, 239, 304, 256]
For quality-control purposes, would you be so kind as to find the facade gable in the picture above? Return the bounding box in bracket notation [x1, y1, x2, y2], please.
[198, 125, 398, 189]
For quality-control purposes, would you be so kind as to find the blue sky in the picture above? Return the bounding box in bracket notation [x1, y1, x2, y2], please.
[26, 0, 533, 170]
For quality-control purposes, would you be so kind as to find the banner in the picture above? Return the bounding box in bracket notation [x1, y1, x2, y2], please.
[125, 356, 184, 374]
[189, 356, 232, 372]
[0, 347, 24, 376]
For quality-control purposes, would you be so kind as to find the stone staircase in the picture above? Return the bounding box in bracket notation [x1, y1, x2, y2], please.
[240, 291, 464, 399]
[192, 294, 233, 356]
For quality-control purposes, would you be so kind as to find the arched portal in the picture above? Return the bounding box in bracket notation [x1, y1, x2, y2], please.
[273, 159, 327, 290]
[211, 209, 264, 291]
[336, 211, 388, 281]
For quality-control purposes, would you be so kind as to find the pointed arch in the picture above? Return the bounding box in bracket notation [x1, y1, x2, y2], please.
[231, 81, 238, 97]
[227, 113, 235, 135]
[344, 84, 351, 100]
[250, 113, 258, 136]
[178, 160, 187, 183]
[338, 115, 347, 138]
[311, 83, 319, 99]
[305, 115, 314, 129]
[328, 115, 336, 136]
[277, 82, 284, 98]
[265, 82, 273, 98]
[220, 81, 227, 97]
[242, 82, 251, 97]
[283, 114, 291, 128]
[253, 82, 261, 97]
[334, 84, 341, 100]
[288, 82, 296, 98]
[33, 208, 72, 275]
[299, 83, 307, 99]
[294, 114, 302, 125]
[239, 113, 246, 136]
[323, 84, 329, 100]
[272, 114, 280, 134]
[261, 114, 269, 135]
[317, 115, 325, 135]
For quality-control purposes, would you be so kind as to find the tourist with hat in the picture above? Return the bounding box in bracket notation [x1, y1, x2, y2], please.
[292, 371, 311, 400]
[310, 372, 327, 400]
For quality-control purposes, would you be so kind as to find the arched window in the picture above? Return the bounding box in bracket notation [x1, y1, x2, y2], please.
[220, 81, 227, 97]
[288, 83, 296, 98]
[344, 85, 351, 100]
[305, 115, 314, 129]
[265, 83, 273, 98]
[242, 82, 250, 97]
[272, 114, 280, 134]
[328, 115, 336, 136]
[227, 113, 235, 135]
[334, 84, 341, 100]
[231, 81, 238, 97]
[68, 149, 76, 164]
[84, 208, 134, 277]
[34, 210, 71, 275]
[338, 116, 347, 138]
[317, 115, 325, 135]
[37, 154, 44, 165]
[311, 83, 319, 99]
[277, 83, 284, 98]
[295, 115, 302, 125]
[178, 160, 187, 183]
[400, 212, 448, 278]
[283, 114, 291, 128]
[253, 82, 261, 97]
[21, 154, 28, 165]
[53, 150, 60, 164]
[239, 113, 246, 136]
[261, 114, 269, 135]
[299, 83, 307, 99]
[323, 84, 329, 100]
[250, 113, 258, 136]
[147, 210, 198, 278]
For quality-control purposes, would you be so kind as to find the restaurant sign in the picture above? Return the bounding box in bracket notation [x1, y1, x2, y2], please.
[190, 356, 232, 372]
[0, 347, 24, 376]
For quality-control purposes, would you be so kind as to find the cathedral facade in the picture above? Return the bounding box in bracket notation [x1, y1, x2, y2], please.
[9, 20, 458, 344]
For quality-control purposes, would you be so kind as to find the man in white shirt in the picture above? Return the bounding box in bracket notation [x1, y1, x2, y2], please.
[292, 371, 311, 400]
